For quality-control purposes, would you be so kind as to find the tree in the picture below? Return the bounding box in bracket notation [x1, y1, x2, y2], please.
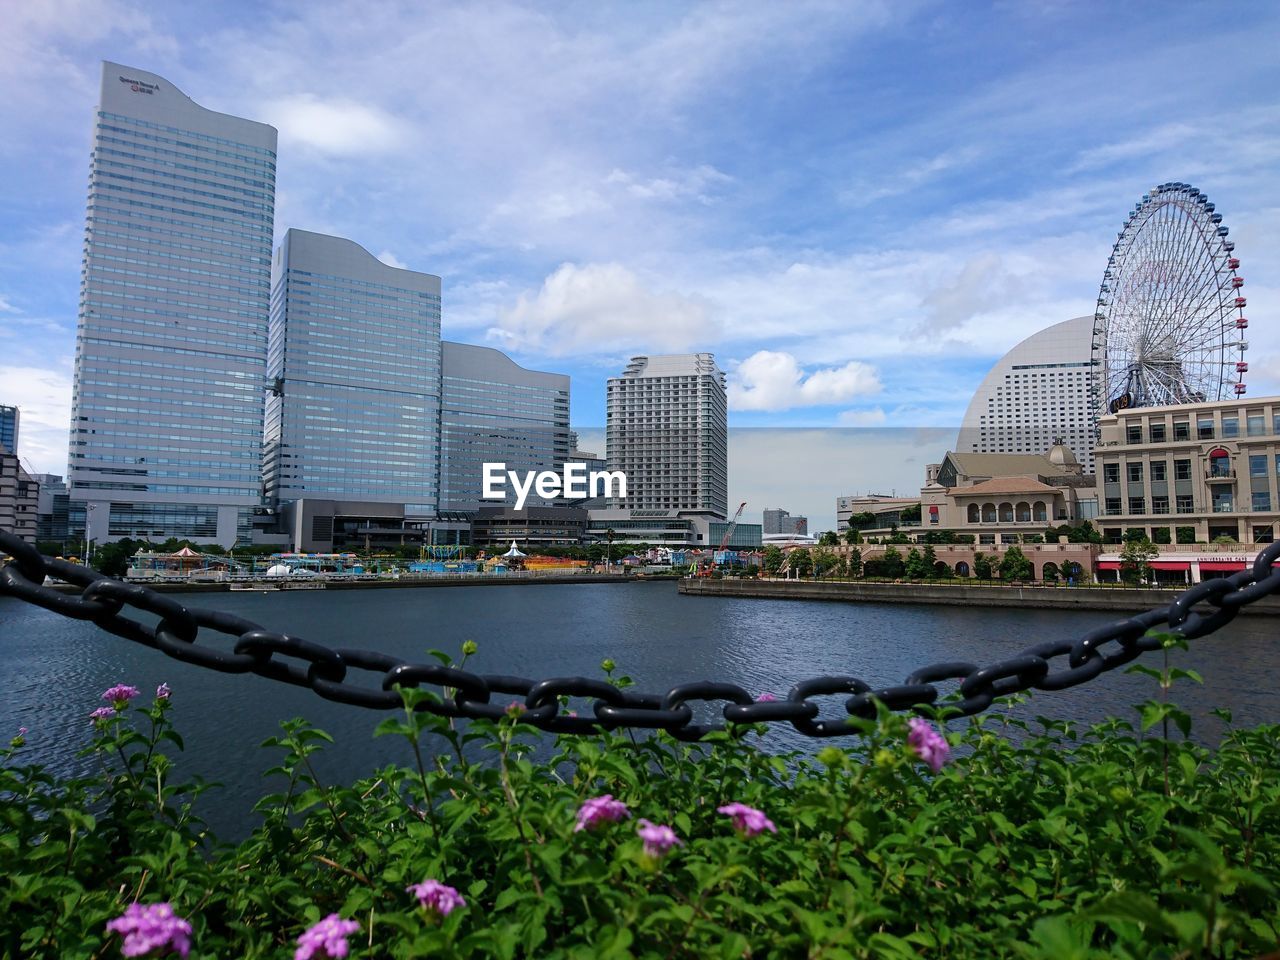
[880, 546, 905, 579]
[817, 530, 839, 547]
[843, 526, 862, 546]
[811, 547, 838, 578]
[847, 547, 863, 578]
[904, 547, 927, 580]
[900, 503, 922, 523]
[762, 545, 784, 576]
[973, 551, 993, 580]
[998, 545, 1033, 581]
[91, 538, 147, 577]
[1119, 533, 1159, 585]
[921, 543, 938, 576]
[788, 547, 813, 577]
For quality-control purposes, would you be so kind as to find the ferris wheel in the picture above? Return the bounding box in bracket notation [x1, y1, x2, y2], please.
[1090, 182, 1248, 426]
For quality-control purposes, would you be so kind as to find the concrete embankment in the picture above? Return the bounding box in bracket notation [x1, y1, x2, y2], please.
[47, 573, 677, 595]
[678, 577, 1280, 616]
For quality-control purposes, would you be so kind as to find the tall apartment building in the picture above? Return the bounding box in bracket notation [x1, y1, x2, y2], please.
[605, 353, 728, 518]
[957, 316, 1095, 473]
[0, 449, 38, 543]
[69, 62, 277, 546]
[262, 230, 442, 514]
[762, 507, 807, 536]
[1094, 396, 1280, 547]
[0, 406, 17, 455]
[439, 342, 571, 511]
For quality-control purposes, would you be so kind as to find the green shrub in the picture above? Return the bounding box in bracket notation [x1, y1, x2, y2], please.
[3, 651, 1279, 959]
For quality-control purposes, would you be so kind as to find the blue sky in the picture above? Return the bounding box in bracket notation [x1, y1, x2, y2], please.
[2, 0, 1277, 530]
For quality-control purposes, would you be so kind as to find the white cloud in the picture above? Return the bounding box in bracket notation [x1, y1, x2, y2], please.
[376, 250, 407, 269]
[0, 365, 73, 476]
[838, 407, 887, 426]
[605, 164, 732, 204]
[728, 351, 881, 412]
[489, 262, 712, 355]
[265, 94, 406, 156]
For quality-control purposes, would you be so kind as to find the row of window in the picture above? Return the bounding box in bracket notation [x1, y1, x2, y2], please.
[1105, 454, 1280, 483]
[89, 209, 270, 252]
[92, 178, 274, 223]
[95, 161, 274, 207]
[1124, 413, 1280, 443]
[95, 143, 274, 190]
[1104, 493, 1273, 515]
[98, 113, 276, 160]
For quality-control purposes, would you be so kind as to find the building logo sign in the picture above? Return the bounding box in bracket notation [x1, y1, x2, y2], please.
[483, 463, 627, 510]
[119, 76, 160, 95]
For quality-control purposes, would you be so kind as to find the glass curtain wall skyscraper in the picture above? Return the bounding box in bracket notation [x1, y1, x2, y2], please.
[69, 62, 277, 546]
[0, 406, 17, 455]
[263, 230, 442, 513]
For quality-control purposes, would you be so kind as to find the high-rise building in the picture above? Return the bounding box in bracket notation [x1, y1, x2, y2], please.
[262, 230, 442, 514]
[0, 449, 38, 543]
[605, 353, 727, 518]
[32, 473, 72, 543]
[763, 507, 807, 536]
[69, 62, 277, 546]
[956, 316, 1095, 473]
[439, 342, 571, 511]
[0, 406, 18, 455]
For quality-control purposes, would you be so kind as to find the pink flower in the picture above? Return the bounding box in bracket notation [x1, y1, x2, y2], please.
[505, 700, 525, 717]
[105, 902, 193, 958]
[574, 794, 630, 832]
[406, 878, 466, 918]
[717, 802, 777, 838]
[756, 692, 778, 702]
[102, 685, 140, 710]
[637, 819, 683, 858]
[90, 707, 116, 724]
[907, 717, 950, 773]
[156, 683, 171, 700]
[11, 726, 26, 748]
[295, 914, 359, 960]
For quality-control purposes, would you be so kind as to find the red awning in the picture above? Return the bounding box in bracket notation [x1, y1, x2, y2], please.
[1151, 561, 1190, 571]
[1098, 561, 1120, 570]
[1200, 560, 1248, 571]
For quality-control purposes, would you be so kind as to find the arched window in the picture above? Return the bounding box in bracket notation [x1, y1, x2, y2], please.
[967, 503, 980, 523]
[954, 561, 971, 577]
[1033, 501, 1047, 522]
[1015, 501, 1031, 522]
[982, 503, 996, 523]
[1042, 561, 1059, 581]
[998, 501, 1014, 523]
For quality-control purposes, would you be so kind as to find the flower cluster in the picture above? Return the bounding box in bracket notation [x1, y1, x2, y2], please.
[907, 717, 951, 773]
[295, 914, 360, 960]
[156, 683, 172, 701]
[90, 707, 116, 725]
[407, 878, 466, 918]
[106, 902, 192, 959]
[574, 794, 630, 832]
[718, 802, 776, 837]
[637, 819, 683, 858]
[102, 684, 140, 710]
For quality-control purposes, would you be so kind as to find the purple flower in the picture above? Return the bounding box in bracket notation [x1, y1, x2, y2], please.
[505, 700, 525, 717]
[294, 914, 359, 960]
[907, 717, 951, 773]
[717, 802, 777, 838]
[156, 683, 171, 701]
[574, 794, 630, 832]
[637, 818, 683, 858]
[90, 707, 116, 724]
[105, 902, 193, 958]
[406, 878, 466, 918]
[11, 726, 26, 748]
[756, 692, 778, 702]
[102, 685, 141, 710]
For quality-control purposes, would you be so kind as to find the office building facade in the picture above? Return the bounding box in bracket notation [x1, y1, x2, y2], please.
[262, 229, 442, 514]
[69, 62, 277, 546]
[763, 507, 807, 536]
[0, 406, 17, 455]
[439, 342, 571, 512]
[957, 316, 1095, 473]
[605, 353, 728, 518]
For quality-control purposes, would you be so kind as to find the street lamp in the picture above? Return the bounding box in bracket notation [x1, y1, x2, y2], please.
[84, 503, 98, 567]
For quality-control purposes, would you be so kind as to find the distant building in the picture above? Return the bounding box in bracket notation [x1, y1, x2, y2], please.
[472, 505, 587, 548]
[957, 316, 1095, 473]
[262, 229, 442, 515]
[763, 507, 808, 536]
[605, 353, 728, 519]
[0, 448, 38, 543]
[439, 342, 571, 512]
[33, 473, 72, 543]
[584, 509, 759, 548]
[0, 405, 17, 456]
[836, 495, 920, 533]
[69, 62, 277, 546]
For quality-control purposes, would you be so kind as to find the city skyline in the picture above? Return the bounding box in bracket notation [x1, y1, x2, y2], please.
[2, 3, 1278, 535]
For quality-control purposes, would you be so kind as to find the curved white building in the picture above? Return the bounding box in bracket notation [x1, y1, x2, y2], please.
[957, 316, 1095, 473]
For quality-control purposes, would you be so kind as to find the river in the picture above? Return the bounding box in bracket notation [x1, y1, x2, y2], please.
[2, 582, 1276, 838]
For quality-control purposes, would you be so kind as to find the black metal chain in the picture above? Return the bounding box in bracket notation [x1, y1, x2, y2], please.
[2, 531, 1278, 740]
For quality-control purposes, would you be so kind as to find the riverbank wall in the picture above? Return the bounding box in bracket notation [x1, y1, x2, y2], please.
[45, 573, 677, 595]
[678, 577, 1280, 616]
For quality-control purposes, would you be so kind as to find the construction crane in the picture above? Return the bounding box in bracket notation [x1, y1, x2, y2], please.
[700, 501, 746, 575]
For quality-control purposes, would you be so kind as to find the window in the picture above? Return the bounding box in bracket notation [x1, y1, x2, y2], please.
[1254, 492, 1273, 512]
[1208, 452, 1231, 478]
[1149, 422, 1166, 442]
[1198, 418, 1215, 440]
[1103, 463, 1120, 483]
[1174, 421, 1190, 441]
[1222, 417, 1239, 438]
[1127, 463, 1143, 483]
[1129, 496, 1146, 514]
[1251, 455, 1268, 478]
[1246, 414, 1265, 436]
[1176, 495, 1194, 513]
[1151, 461, 1167, 481]
[1152, 496, 1169, 514]
[1213, 492, 1234, 513]
[1126, 424, 1142, 444]
[1175, 459, 1192, 481]
[1105, 497, 1121, 515]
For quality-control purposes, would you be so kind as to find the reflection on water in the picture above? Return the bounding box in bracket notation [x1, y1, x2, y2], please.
[1, 583, 1276, 837]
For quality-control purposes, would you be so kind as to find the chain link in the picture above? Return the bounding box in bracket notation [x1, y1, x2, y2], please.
[2, 531, 1278, 740]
